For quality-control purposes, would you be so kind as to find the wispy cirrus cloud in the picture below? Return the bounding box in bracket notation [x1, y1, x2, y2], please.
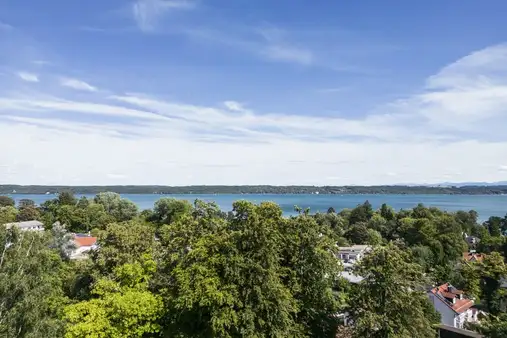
[261, 45, 313, 65]
[0, 21, 13, 30]
[60, 77, 98, 92]
[17, 72, 39, 82]
[132, 0, 196, 32]
[2, 44, 507, 185]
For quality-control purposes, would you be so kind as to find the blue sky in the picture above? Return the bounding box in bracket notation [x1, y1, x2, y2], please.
[1, 0, 507, 185]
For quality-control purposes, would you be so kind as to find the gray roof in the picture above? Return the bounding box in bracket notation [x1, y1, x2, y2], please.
[4, 220, 44, 229]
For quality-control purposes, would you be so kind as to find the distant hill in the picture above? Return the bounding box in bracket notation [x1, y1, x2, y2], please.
[420, 181, 507, 187]
[1, 184, 507, 195]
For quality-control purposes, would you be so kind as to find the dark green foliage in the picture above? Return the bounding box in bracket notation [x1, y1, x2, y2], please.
[150, 197, 192, 226]
[349, 201, 374, 225]
[58, 191, 77, 206]
[347, 243, 438, 338]
[485, 216, 503, 237]
[18, 199, 35, 208]
[0, 193, 504, 337]
[344, 223, 370, 244]
[0, 196, 15, 207]
[156, 200, 343, 337]
[16, 205, 41, 221]
[473, 313, 507, 337]
[0, 227, 66, 337]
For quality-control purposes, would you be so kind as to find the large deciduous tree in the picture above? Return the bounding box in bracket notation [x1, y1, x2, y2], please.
[156, 200, 343, 338]
[64, 260, 164, 338]
[0, 196, 15, 208]
[347, 243, 439, 338]
[94, 192, 138, 222]
[0, 227, 66, 337]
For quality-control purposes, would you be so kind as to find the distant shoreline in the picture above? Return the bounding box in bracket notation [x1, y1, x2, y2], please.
[2, 185, 507, 195]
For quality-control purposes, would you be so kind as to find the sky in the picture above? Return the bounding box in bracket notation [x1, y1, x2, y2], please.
[1, 0, 507, 186]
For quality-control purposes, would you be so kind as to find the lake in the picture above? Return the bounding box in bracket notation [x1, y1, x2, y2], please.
[7, 193, 507, 220]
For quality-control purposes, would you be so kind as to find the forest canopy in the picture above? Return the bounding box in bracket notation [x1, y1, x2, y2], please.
[0, 192, 506, 337]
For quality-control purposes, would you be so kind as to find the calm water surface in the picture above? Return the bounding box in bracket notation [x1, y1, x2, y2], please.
[8, 194, 507, 219]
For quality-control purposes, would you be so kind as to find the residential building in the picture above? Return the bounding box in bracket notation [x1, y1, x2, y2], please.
[70, 235, 98, 260]
[465, 235, 480, 247]
[4, 220, 44, 231]
[428, 283, 479, 329]
[337, 245, 371, 263]
[463, 251, 485, 263]
[337, 246, 370, 284]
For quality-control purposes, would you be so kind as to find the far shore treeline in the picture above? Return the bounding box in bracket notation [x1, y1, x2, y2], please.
[1, 184, 507, 195]
[1, 191, 507, 337]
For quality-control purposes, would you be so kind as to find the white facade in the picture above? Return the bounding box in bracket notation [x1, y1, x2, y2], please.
[4, 220, 44, 231]
[69, 245, 96, 260]
[337, 245, 371, 263]
[428, 284, 478, 329]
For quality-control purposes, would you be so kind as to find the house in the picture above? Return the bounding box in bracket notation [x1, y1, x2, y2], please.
[337, 245, 371, 263]
[4, 220, 44, 231]
[463, 251, 485, 263]
[465, 235, 480, 247]
[428, 283, 479, 329]
[70, 235, 98, 260]
[337, 246, 370, 284]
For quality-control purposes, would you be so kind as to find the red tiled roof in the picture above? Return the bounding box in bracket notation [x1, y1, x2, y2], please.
[74, 236, 97, 247]
[430, 283, 474, 314]
[463, 252, 485, 263]
[453, 299, 474, 313]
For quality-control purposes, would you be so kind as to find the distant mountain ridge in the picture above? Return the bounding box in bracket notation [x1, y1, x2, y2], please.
[422, 181, 507, 187]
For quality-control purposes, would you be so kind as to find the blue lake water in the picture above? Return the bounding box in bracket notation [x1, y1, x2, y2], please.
[7, 193, 507, 220]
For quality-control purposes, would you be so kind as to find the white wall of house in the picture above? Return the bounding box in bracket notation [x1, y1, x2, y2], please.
[70, 245, 94, 259]
[428, 293, 456, 327]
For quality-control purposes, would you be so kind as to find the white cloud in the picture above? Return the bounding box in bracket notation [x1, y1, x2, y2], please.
[223, 101, 249, 113]
[60, 77, 97, 92]
[1, 44, 507, 185]
[413, 44, 507, 129]
[132, 0, 195, 32]
[17, 72, 39, 82]
[31, 60, 51, 65]
[261, 45, 313, 65]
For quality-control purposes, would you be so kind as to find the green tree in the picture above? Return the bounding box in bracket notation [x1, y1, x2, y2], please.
[0, 196, 15, 207]
[58, 191, 77, 206]
[17, 205, 41, 221]
[459, 260, 481, 300]
[76, 197, 90, 209]
[344, 223, 370, 245]
[485, 217, 503, 237]
[50, 222, 77, 260]
[150, 197, 192, 226]
[349, 201, 374, 225]
[0, 227, 66, 337]
[347, 243, 438, 338]
[379, 203, 395, 221]
[92, 221, 156, 276]
[474, 313, 507, 338]
[64, 260, 164, 338]
[18, 199, 35, 208]
[94, 192, 138, 222]
[0, 206, 18, 224]
[157, 200, 343, 337]
[480, 252, 506, 315]
[366, 228, 383, 245]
